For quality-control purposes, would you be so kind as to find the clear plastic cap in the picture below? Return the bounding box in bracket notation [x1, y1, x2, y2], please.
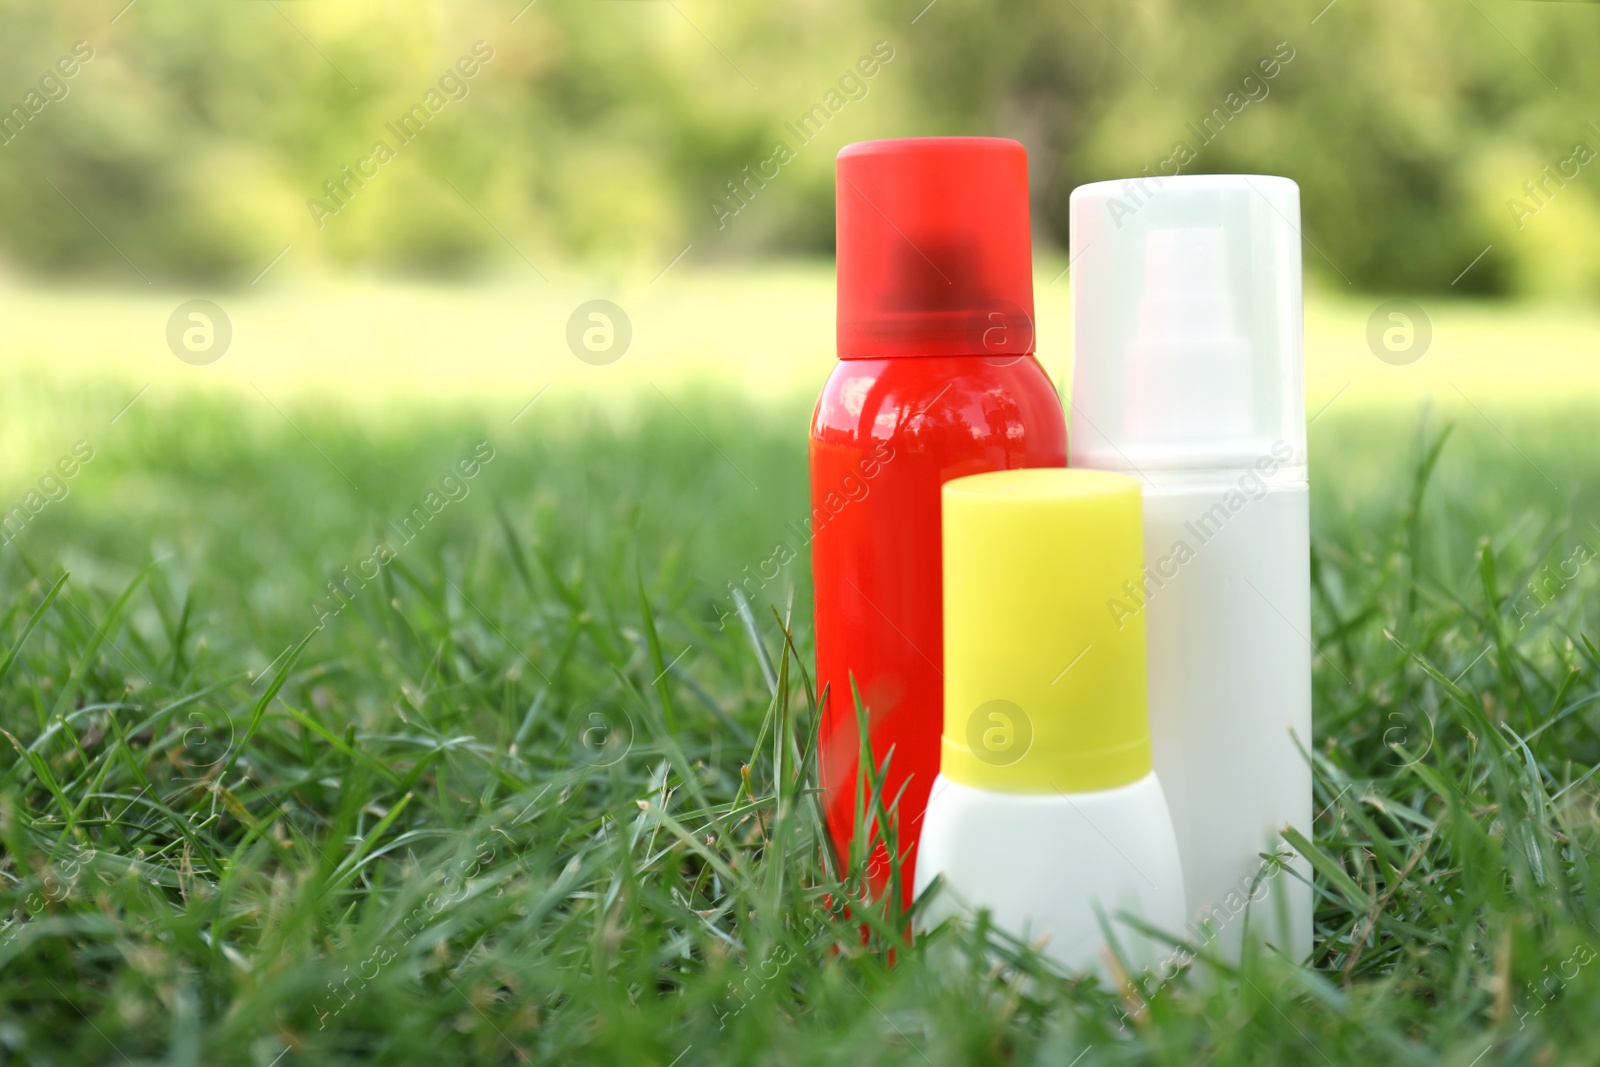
[1068, 175, 1304, 473]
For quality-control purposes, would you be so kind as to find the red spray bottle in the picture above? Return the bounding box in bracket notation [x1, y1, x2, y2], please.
[810, 137, 1067, 911]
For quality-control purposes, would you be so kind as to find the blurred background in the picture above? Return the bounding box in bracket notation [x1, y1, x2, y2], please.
[4, 0, 1600, 292]
[1, 0, 1598, 625]
[2, 0, 1598, 415]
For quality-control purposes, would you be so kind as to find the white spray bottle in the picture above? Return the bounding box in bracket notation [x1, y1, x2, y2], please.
[1068, 175, 1313, 963]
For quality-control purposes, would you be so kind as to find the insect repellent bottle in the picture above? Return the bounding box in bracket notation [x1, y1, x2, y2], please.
[1068, 175, 1312, 962]
[811, 138, 1068, 911]
[914, 468, 1186, 978]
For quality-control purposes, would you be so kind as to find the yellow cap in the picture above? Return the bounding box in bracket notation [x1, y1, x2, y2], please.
[940, 468, 1151, 793]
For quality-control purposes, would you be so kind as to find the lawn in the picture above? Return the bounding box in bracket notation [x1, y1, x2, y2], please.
[1, 279, 1599, 1064]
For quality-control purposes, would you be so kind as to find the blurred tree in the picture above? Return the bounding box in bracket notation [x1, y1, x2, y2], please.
[0, 0, 1596, 295]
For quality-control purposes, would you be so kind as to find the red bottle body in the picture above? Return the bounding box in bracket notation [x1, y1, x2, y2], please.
[810, 354, 1067, 907]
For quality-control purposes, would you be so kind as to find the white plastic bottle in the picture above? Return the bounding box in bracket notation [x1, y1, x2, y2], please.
[1067, 175, 1312, 963]
[913, 468, 1187, 981]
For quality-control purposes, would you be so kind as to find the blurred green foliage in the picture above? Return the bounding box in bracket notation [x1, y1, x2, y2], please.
[1, 0, 1598, 294]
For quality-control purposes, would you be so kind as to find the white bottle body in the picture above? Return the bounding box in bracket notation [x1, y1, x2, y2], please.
[1139, 475, 1312, 962]
[914, 771, 1186, 981]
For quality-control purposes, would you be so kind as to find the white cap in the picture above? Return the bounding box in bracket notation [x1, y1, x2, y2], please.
[1068, 175, 1304, 474]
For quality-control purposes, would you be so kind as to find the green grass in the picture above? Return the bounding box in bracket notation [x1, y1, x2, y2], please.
[2, 382, 1600, 1066]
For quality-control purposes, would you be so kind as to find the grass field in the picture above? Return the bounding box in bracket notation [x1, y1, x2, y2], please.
[2, 279, 1600, 1064]
[5, 265, 1600, 422]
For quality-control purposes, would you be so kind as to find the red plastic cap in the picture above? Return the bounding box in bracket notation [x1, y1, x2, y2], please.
[836, 137, 1035, 360]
